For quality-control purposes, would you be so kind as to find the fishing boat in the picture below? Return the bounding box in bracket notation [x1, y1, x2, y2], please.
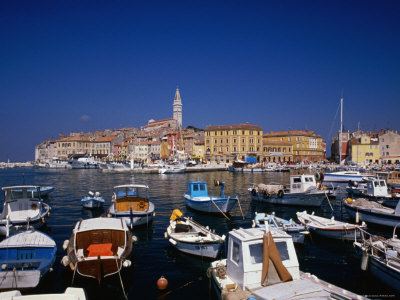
[0, 186, 51, 236]
[343, 197, 400, 227]
[81, 191, 105, 209]
[296, 211, 366, 240]
[0, 230, 56, 290]
[71, 155, 99, 169]
[165, 209, 225, 258]
[208, 227, 367, 300]
[346, 178, 399, 207]
[107, 184, 155, 228]
[61, 217, 134, 284]
[323, 171, 373, 183]
[253, 212, 308, 244]
[184, 181, 238, 214]
[248, 174, 327, 207]
[353, 225, 400, 292]
[11, 186, 54, 198]
[159, 163, 186, 174]
[0, 288, 86, 300]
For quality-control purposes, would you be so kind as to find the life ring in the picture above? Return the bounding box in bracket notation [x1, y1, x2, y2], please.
[277, 190, 284, 198]
[251, 189, 257, 197]
[263, 191, 269, 199]
[314, 172, 321, 181]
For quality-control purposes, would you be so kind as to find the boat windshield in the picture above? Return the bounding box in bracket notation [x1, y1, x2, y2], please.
[248, 241, 290, 264]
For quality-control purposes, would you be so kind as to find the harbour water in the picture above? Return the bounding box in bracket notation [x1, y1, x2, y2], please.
[0, 168, 398, 299]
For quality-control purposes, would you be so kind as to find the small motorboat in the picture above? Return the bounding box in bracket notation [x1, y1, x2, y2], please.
[248, 174, 327, 207]
[0, 186, 51, 236]
[81, 191, 105, 209]
[0, 230, 56, 290]
[10, 186, 54, 198]
[208, 227, 367, 300]
[0, 288, 86, 299]
[166, 209, 225, 259]
[353, 225, 400, 292]
[61, 217, 135, 284]
[184, 181, 238, 214]
[323, 171, 374, 183]
[107, 184, 155, 228]
[296, 210, 366, 240]
[343, 197, 400, 227]
[253, 212, 308, 244]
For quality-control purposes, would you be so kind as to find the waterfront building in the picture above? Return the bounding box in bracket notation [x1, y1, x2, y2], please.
[204, 123, 263, 163]
[331, 131, 350, 163]
[56, 136, 93, 159]
[262, 141, 293, 163]
[379, 130, 400, 164]
[149, 141, 161, 160]
[173, 87, 183, 129]
[193, 140, 205, 162]
[35, 140, 57, 162]
[349, 134, 380, 164]
[94, 136, 117, 158]
[134, 142, 150, 162]
[263, 130, 324, 163]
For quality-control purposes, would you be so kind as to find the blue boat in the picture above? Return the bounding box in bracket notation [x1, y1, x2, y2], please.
[0, 230, 56, 289]
[183, 181, 238, 214]
[81, 191, 105, 209]
[253, 212, 308, 244]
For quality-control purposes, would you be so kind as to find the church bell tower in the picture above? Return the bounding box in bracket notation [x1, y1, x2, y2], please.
[173, 88, 183, 129]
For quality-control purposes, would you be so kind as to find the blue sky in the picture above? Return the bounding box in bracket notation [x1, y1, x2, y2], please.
[1, 0, 399, 161]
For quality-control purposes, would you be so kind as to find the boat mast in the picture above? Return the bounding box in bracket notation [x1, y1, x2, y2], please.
[339, 93, 343, 165]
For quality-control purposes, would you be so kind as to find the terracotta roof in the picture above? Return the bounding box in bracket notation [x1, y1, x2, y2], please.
[263, 130, 320, 138]
[205, 123, 263, 131]
[58, 136, 90, 142]
[263, 141, 292, 146]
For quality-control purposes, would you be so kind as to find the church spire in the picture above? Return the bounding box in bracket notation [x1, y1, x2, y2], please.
[173, 87, 183, 129]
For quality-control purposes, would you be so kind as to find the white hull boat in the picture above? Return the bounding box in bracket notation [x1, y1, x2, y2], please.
[166, 210, 225, 259]
[0, 288, 86, 300]
[296, 211, 366, 240]
[323, 171, 373, 183]
[159, 164, 186, 174]
[81, 191, 105, 209]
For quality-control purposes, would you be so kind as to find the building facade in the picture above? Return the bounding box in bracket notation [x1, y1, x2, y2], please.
[262, 141, 293, 163]
[349, 135, 380, 164]
[263, 130, 324, 163]
[379, 130, 400, 164]
[204, 124, 263, 162]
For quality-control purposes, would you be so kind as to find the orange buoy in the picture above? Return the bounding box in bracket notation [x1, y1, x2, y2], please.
[157, 276, 168, 290]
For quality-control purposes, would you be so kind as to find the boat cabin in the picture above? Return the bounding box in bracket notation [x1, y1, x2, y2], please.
[377, 171, 400, 186]
[186, 181, 209, 198]
[113, 184, 150, 212]
[365, 178, 389, 197]
[289, 174, 317, 193]
[226, 227, 299, 290]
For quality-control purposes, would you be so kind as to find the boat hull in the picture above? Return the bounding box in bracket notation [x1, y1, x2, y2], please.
[344, 202, 400, 227]
[308, 227, 360, 240]
[169, 238, 222, 259]
[324, 173, 366, 183]
[184, 196, 237, 213]
[77, 258, 122, 282]
[82, 199, 104, 209]
[109, 202, 155, 228]
[249, 190, 325, 207]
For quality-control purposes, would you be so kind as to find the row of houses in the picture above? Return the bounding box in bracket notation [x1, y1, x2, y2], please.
[331, 129, 400, 165]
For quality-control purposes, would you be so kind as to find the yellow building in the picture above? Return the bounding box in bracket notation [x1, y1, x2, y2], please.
[263, 130, 324, 163]
[205, 124, 263, 162]
[262, 141, 293, 163]
[193, 140, 205, 162]
[350, 135, 380, 164]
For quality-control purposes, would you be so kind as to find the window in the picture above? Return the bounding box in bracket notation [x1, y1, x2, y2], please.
[193, 184, 199, 191]
[226, 146, 229, 152]
[220, 139, 223, 144]
[263, 147, 267, 152]
[200, 184, 206, 191]
[249, 243, 263, 264]
[242, 130, 245, 135]
[242, 138, 245, 143]
[233, 146, 237, 152]
[226, 139, 229, 143]
[232, 241, 240, 264]
[214, 139, 217, 144]
[242, 146, 245, 151]
[293, 177, 301, 183]
[233, 138, 236, 143]
[250, 138, 254, 143]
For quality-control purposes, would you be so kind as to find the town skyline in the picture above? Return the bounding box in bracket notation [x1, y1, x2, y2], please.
[1, 1, 399, 161]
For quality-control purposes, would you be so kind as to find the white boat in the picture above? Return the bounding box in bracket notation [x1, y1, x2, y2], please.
[0, 230, 56, 290]
[107, 184, 155, 228]
[61, 217, 134, 284]
[296, 210, 366, 240]
[166, 209, 225, 258]
[81, 191, 105, 209]
[347, 178, 399, 207]
[353, 225, 400, 292]
[11, 186, 54, 198]
[0, 288, 86, 300]
[0, 186, 51, 236]
[253, 212, 308, 244]
[343, 197, 400, 227]
[208, 227, 366, 300]
[71, 156, 99, 169]
[248, 174, 327, 207]
[323, 171, 374, 183]
[184, 181, 238, 214]
[159, 163, 186, 174]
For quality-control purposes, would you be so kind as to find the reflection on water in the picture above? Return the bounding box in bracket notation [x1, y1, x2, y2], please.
[0, 168, 398, 299]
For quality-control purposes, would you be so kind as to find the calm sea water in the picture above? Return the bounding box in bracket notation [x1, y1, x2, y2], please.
[0, 168, 398, 300]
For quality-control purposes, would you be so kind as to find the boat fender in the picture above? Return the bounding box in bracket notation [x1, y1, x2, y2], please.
[123, 260, 131, 268]
[356, 211, 360, 224]
[314, 172, 321, 181]
[222, 234, 226, 241]
[278, 190, 284, 198]
[47, 211, 50, 217]
[169, 238, 177, 246]
[1, 264, 7, 270]
[251, 189, 257, 196]
[345, 198, 353, 204]
[132, 235, 138, 243]
[252, 220, 256, 228]
[88, 191, 94, 197]
[61, 256, 70, 267]
[157, 276, 168, 290]
[41, 217, 45, 223]
[62, 239, 69, 250]
[164, 232, 168, 239]
[361, 250, 369, 271]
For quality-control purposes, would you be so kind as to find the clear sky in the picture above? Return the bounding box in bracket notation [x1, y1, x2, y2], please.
[1, 0, 399, 161]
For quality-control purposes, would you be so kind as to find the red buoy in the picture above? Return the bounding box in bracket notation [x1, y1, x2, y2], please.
[157, 276, 168, 290]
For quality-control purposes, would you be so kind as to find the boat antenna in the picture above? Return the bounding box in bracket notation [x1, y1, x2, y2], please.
[339, 91, 343, 165]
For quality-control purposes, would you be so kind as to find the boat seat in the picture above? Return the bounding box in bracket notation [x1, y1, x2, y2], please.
[175, 223, 192, 233]
[87, 243, 113, 257]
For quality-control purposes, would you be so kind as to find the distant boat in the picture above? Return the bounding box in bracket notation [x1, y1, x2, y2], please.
[184, 181, 238, 214]
[323, 171, 374, 183]
[248, 174, 327, 207]
[0, 230, 56, 290]
[61, 217, 135, 284]
[159, 163, 186, 174]
[0, 186, 51, 236]
[107, 184, 155, 228]
[296, 210, 366, 240]
[81, 191, 105, 209]
[71, 155, 99, 169]
[166, 209, 225, 258]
